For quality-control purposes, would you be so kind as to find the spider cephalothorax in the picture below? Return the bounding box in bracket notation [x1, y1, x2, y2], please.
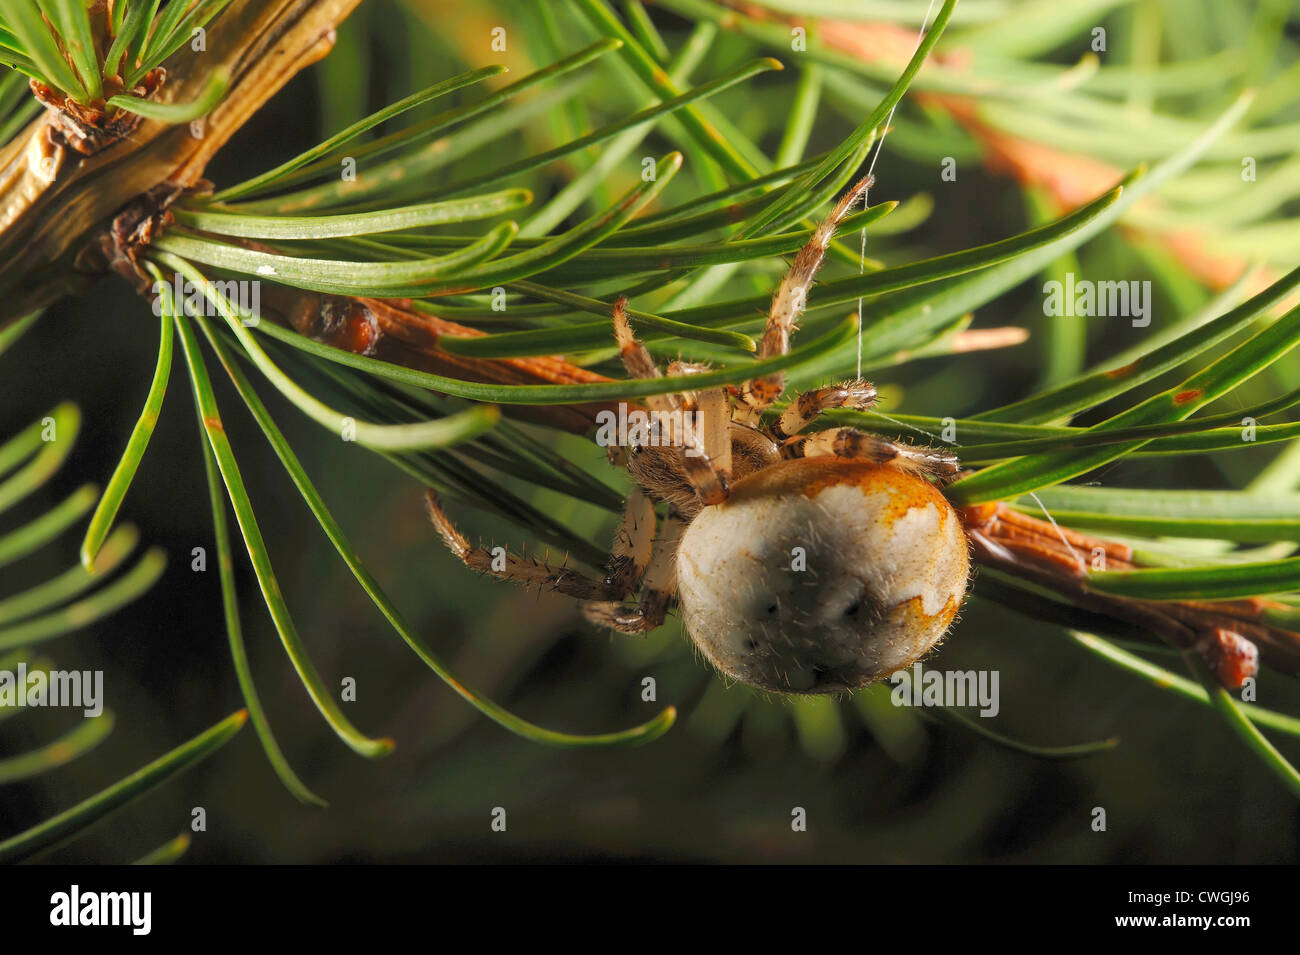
[427, 175, 975, 694]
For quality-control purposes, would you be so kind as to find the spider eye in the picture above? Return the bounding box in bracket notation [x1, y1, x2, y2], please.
[844, 601, 861, 618]
[766, 603, 778, 615]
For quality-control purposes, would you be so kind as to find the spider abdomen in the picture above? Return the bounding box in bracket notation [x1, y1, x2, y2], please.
[675, 457, 970, 694]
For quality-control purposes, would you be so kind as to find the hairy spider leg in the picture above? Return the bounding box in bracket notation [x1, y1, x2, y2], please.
[773, 380, 879, 439]
[792, 426, 962, 484]
[604, 488, 656, 596]
[667, 358, 733, 502]
[425, 490, 625, 601]
[612, 296, 678, 414]
[613, 298, 730, 505]
[740, 175, 875, 418]
[582, 515, 685, 634]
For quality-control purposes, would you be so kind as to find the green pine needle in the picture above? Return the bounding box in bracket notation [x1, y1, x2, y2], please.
[0, 710, 247, 863]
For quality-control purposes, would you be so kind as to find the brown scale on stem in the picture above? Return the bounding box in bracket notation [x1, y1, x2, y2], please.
[31, 69, 166, 157]
[75, 178, 208, 290]
[25, 1, 153, 156]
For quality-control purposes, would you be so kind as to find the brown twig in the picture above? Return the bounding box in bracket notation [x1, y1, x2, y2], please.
[253, 284, 622, 435]
[0, 0, 362, 324]
[962, 501, 1300, 687]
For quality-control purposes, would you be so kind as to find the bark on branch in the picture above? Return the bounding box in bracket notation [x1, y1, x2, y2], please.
[0, 0, 361, 324]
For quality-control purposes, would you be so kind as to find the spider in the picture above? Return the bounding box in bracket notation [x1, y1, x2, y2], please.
[423, 174, 1300, 695]
[425, 176, 975, 695]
